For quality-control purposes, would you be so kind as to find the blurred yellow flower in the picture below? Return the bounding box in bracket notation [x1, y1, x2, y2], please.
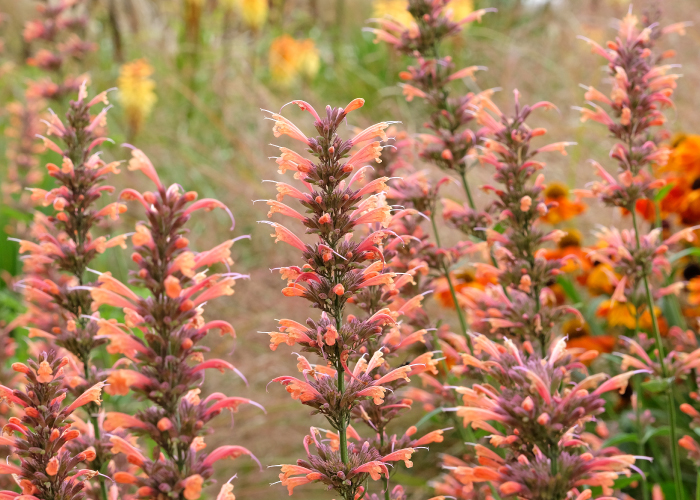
[447, 0, 474, 20]
[297, 39, 320, 79]
[269, 36, 320, 87]
[118, 59, 157, 138]
[372, 0, 415, 27]
[231, 0, 268, 31]
[372, 0, 472, 26]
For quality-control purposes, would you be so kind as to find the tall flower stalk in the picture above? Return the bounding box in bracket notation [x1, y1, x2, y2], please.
[11, 85, 125, 500]
[369, 0, 496, 346]
[93, 147, 261, 499]
[577, 10, 689, 498]
[467, 90, 578, 354]
[261, 99, 422, 499]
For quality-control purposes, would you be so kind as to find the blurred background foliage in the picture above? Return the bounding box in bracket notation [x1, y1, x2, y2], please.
[0, 0, 699, 497]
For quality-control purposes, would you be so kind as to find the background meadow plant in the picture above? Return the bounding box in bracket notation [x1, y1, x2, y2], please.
[1, 1, 700, 499]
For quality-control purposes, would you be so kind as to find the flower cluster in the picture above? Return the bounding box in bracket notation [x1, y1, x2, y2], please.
[442, 335, 644, 499]
[576, 11, 687, 214]
[0, 350, 106, 500]
[91, 147, 259, 498]
[11, 86, 124, 496]
[578, 10, 690, 499]
[370, 0, 497, 349]
[262, 99, 429, 499]
[23, 0, 95, 101]
[464, 91, 578, 353]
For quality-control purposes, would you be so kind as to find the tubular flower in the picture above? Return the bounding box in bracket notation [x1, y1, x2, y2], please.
[2, 352, 104, 499]
[104, 149, 262, 496]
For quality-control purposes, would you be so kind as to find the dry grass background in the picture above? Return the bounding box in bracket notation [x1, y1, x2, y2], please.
[2, 0, 700, 498]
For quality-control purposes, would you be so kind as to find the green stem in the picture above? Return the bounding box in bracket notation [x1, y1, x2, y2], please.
[380, 433, 390, 500]
[337, 360, 348, 467]
[696, 468, 700, 500]
[84, 364, 108, 500]
[632, 210, 683, 500]
[633, 313, 650, 500]
[459, 170, 476, 211]
[430, 214, 472, 352]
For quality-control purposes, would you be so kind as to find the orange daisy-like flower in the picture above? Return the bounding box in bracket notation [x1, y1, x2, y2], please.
[596, 299, 666, 333]
[540, 182, 586, 225]
[433, 268, 496, 309]
[541, 229, 591, 279]
[646, 134, 700, 225]
[562, 317, 615, 360]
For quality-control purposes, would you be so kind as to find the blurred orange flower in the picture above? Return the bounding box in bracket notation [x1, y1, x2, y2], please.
[562, 318, 615, 358]
[269, 36, 320, 87]
[541, 229, 591, 278]
[540, 182, 586, 225]
[649, 134, 700, 225]
[596, 299, 662, 331]
[433, 268, 495, 309]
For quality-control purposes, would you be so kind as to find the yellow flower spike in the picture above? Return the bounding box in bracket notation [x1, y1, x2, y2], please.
[118, 59, 157, 138]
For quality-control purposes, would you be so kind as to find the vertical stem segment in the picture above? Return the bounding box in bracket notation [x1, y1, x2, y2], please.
[337, 358, 349, 467]
[430, 214, 472, 352]
[459, 170, 476, 211]
[84, 364, 108, 500]
[632, 211, 683, 499]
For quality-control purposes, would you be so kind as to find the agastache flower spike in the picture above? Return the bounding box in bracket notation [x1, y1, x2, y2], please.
[469, 90, 577, 353]
[443, 335, 644, 499]
[104, 148, 262, 498]
[579, 9, 686, 498]
[262, 99, 421, 499]
[1, 351, 105, 499]
[9, 87, 126, 497]
[371, 1, 497, 350]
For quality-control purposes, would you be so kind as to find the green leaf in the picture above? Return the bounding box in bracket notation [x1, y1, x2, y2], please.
[654, 183, 674, 202]
[492, 222, 506, 234]
[603, 433, 638, 447]
[556, 276, 582, 303]
[669, 247, 700, 263]
[614, 473, 643, 489]
[414, 407, 445, 429]
[661, 293, 687, 330]
[642, 378, 671, 393]
[642, 425, 670, 444]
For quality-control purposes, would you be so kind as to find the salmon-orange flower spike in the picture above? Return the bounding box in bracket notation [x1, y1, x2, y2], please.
[1, 351, 106, 497]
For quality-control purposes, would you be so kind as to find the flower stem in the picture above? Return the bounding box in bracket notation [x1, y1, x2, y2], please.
[430, 213, 471, 352]
[337, 358, 349, 467]
[84, 363, 108, 500]
[631, 210, 684, 499]
[696, 468, 700, 500]
[459, 170, 476, 211]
